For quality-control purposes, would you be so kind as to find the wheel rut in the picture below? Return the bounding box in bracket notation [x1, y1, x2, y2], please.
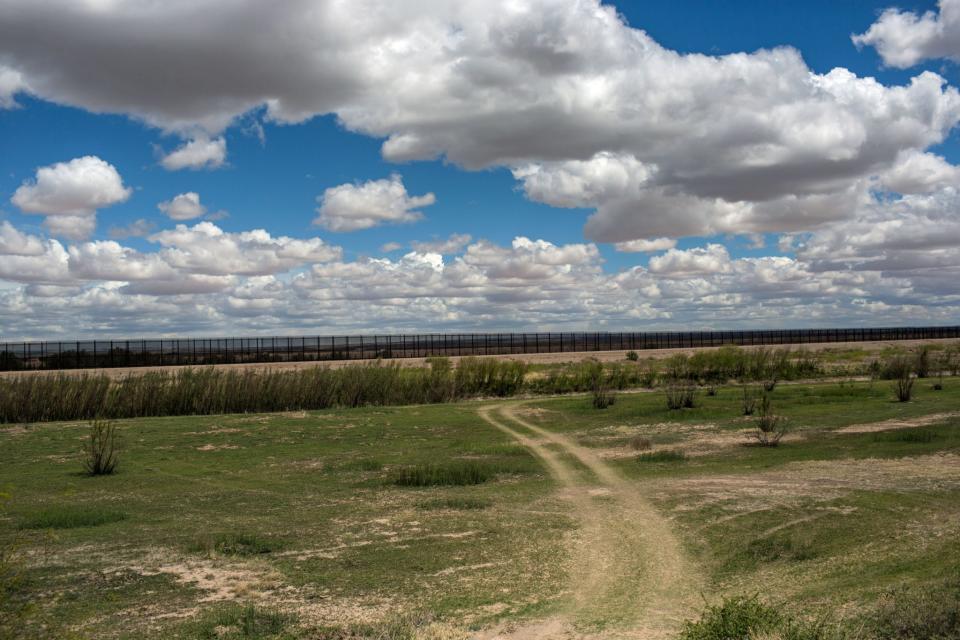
[476, 402, 702, 639]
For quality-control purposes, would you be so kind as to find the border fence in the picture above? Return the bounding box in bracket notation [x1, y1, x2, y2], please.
[1, 326, 958, 372]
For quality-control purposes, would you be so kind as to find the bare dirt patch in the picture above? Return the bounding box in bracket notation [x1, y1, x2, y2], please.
[837, 411, 960, 434]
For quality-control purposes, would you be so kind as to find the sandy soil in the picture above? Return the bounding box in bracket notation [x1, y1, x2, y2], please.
[476, 402, 703, 639]
[3, 338, 955, 380]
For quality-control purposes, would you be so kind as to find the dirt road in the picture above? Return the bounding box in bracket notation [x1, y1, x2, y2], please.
[476, 402, 702, 639]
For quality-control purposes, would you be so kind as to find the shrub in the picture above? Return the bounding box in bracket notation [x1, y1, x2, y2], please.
[19, 505, 126, 530]
[665, 383, 698, 410]
[871, 579, 960, 640]
[585, 360, 616, 409]
[680, 596, 834, 640]
[888, 357, 915, 402]
[628, 435, 652, 451]
[83, 420, 119, 476]
[191, 533, 281, 557]
[636, 449, 685, 463]
[915, 345, 931, 378]
[752, 392, 786, 446]
[625, 350, 639, 361]
[741, 386, 759, 416]
[705, 384, 718, 397]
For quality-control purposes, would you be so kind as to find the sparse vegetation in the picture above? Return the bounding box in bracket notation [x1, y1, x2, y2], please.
[741, 385, 759, 416]
[190, 533, 282, 557]
[870, 579, 960, 640]
[178, 604, 294, 640]
[752, 392, 787, 446]
[628, 435, 652, 451]
[666, 382, 698, 410]
[83, 419, 120, 476]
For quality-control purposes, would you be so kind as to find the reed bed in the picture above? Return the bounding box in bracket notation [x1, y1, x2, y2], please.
[0, 358, 529, 423]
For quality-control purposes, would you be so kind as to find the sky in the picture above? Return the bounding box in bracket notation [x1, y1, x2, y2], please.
[1, 0, 960, 340]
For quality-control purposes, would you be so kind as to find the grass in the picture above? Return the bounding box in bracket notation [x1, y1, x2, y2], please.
[18, 505, 127, 530]
[635, 449, 686, 463]
[0, 374, 958, 637]
[189, 533, 283, 556]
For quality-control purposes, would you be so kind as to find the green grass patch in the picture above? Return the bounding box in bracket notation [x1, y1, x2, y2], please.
[389, 461, 510, 487]
[189, 533, 282, 556]
[417, 497, 493, 510]
[337, 458, 384, 471]
[635, 449, 686, 463]
[680, 596, 835, 640]
[872, 429, 940, 443]
[178, 604, 295, 639]
[18, 505, 126, 530]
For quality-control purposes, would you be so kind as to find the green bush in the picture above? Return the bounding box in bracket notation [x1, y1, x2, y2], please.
[680, 596, 833, 640]
[871, 578, 960, 640]
[83, 420, 120, 476]
[626, 350, 639, 361]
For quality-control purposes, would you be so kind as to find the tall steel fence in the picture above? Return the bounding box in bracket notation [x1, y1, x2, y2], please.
[1, 326, 958, 372]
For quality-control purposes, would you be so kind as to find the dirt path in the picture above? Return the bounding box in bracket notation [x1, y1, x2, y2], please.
[476, 402, 702, 639]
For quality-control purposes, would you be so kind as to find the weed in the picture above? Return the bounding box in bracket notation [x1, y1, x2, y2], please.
[629, 435, 652, 451]
[190, 533, 281, 556]
[19, 505, 126, 530]
[915, 345, 931, 378]
[83, 420, 119, 476]
[625, 350, 639, 361]
[636, 449, 686, 463]
[338, 458, 384, 472]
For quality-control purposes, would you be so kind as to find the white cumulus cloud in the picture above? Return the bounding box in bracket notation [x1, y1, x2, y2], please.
[158, 192, 207, 220]
[315, 175, 436, 232]
[10, 155, 131, 240]
[853, 0, 960, 68]
[160, 137, 226, 170]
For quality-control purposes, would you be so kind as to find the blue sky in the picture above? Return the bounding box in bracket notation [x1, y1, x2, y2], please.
[1, 0, 959, 338]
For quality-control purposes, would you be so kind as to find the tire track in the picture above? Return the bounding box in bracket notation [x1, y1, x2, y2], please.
[476, 402, 702, 639]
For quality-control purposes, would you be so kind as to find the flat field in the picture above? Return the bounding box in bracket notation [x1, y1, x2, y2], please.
[1, 370, 959, 638]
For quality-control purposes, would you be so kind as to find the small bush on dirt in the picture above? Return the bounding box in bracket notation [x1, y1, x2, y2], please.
[390, 461, 505, 487]
[19, 505, 126, 530]
[871, 578, 960, 640]
[752, 392, 786, 446]
[665, 383, 698, 410]
[625, 350, 639, 361]
[180, 604, 293, 639]
[82, 419, 119, 476]
[636, 450, 686, 463]
[629, 435, 652, 451]
[680, 596, 834, 640]
[190, 533, 281, 557]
